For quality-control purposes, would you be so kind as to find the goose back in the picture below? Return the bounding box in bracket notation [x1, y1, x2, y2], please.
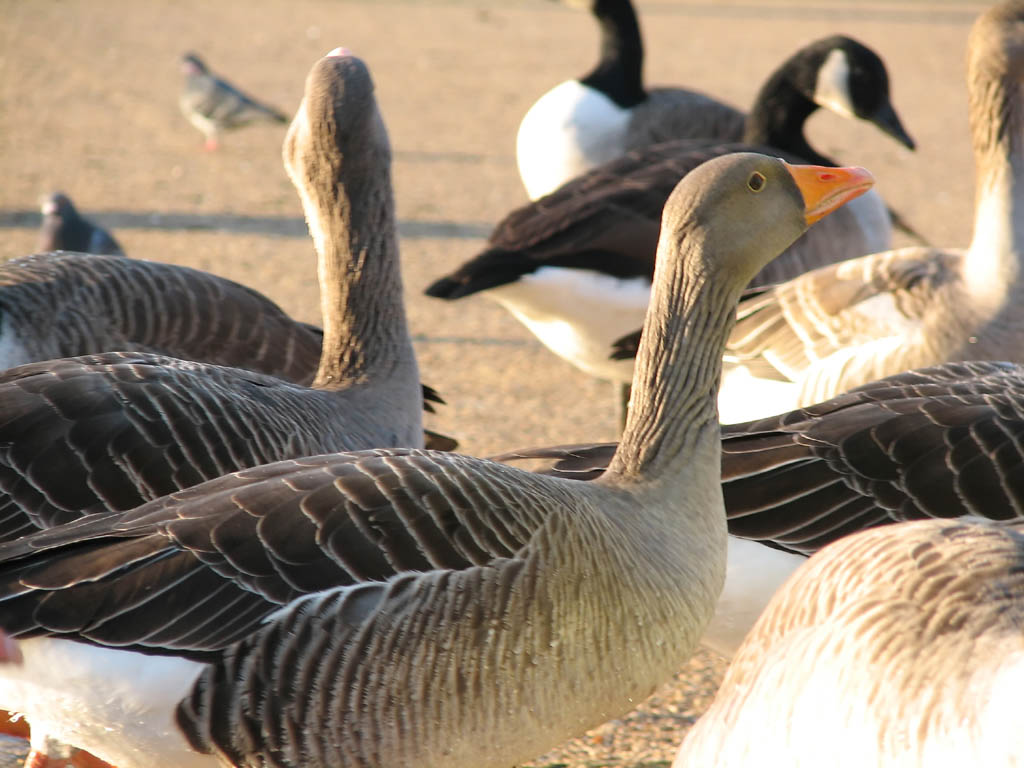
[0, 251, 322, 384]
[675, 519, 1024, 767]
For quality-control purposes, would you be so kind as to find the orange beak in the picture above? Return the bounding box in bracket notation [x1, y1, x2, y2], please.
[785, 163, 875, 225]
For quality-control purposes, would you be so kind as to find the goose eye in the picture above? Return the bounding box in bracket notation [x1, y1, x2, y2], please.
[747, 172, 766, 192]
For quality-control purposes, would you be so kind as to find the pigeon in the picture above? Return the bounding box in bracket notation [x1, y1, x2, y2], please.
[179, 52, 289, 150]
[37, 192, 124, 255]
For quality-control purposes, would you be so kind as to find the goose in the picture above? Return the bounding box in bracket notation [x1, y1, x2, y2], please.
[516, 0, 745, 201]
[491, 359, 1024, 656]
[37, 193, 123, 255]
[516, 2, 914, 204]
[0, 251, 452, 450]
[674, 518, 1024, 766]
[0, 154, 873, 767]
[179, 52, 288, 151]
[0, 251, 320, 384]
[429, 35, 914, 423]
[719, 0, 1024, 415]
[0, 49, 426, 549]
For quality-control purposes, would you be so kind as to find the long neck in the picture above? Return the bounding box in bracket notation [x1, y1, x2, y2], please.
[743, 67, 832, 165]
[294, 120, 416, 390]
[606, 234, 737, 482]
[579, 0, 645, 108]
[965, 65, 1024, 297]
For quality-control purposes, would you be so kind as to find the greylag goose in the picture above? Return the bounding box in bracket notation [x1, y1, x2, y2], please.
[0, 251, 320, 383]
[674, 518, 1024, 766]
[179, 52, 288, 150]
[37, 193, 123, 255]
[0, 153, 873, 768]
[429, 35, 913, 423]
[720, 0, 1024, 417]
[0, 251, 452, 450]
[0, 49, 425, 545]
[492, 359, 1024, 656]
[516, 0, 745, 200]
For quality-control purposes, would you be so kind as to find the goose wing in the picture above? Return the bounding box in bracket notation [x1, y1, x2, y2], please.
[493, 363, 1024, 555]
[0, 252, 323, 384]
[0, 351, 364, 539]
[624, 88, 746, 149]
[725, 247, 961, 387]
[0, 449, 555, 660]
[721, 361, 1024, 552]
[426, 140, 759, 298]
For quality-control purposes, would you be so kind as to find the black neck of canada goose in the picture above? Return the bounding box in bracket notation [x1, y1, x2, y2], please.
[579, 0, 646, 108]
[965, 1, 1024, 296]
[744, 40, 848, 164]
[283, 55, 417, 391]
[744, 36, 900, 165]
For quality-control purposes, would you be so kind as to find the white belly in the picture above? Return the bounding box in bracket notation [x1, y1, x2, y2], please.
[700, 537, 805, 658]
[486, 266, 648, 382]
[717, 365, 800, 425]
[516, 80, 631, 200]
[0, 638, 214, 768]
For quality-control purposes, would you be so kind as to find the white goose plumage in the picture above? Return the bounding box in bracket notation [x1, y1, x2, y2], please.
[674, 518, 1024, 767]
[722, 0, 1024, 416]
[515, 0, 745, 200]
[0, 153, 873, 767]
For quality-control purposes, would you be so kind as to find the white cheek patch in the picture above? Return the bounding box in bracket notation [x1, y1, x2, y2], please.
[813, 48, 858, 120]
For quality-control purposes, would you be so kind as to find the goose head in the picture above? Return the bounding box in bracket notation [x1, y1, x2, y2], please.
[747, 36, 914, 158]
[967, 1, 1024, 159]
[658, 153, 875, 291]
[283, 48, 392, 257]
[806, 36, 914, 148]
[616, 153, 872, 478]
[968, 0, 1024, 82]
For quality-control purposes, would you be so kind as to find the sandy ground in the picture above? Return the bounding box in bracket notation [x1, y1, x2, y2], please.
[0, 0, 989, 765]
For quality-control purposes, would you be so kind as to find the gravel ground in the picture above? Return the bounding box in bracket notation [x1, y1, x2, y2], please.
[0, 0, 986, 765]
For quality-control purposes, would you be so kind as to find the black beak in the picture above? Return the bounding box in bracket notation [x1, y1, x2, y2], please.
[869, 101, 915, 151]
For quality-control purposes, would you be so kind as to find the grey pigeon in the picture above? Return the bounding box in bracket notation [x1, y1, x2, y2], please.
[38, 192, 124, 255]
[179, 52, 289, 150]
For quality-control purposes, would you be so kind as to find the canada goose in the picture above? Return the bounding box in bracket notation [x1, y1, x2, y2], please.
[674, 518, 1024, 766]
[516, 2, 913, 203]
[0, 251, 453, 451]
[491, 360, 1024, 656]
[179, 52, 288, 150]
[429, 35, 913, 423]
[37, 193, 123, 255]
[516, 0, 745, 201]
[0, 50, 425, 549]
[0, 154, 873, 767]
[720, 1, 1024, 415]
